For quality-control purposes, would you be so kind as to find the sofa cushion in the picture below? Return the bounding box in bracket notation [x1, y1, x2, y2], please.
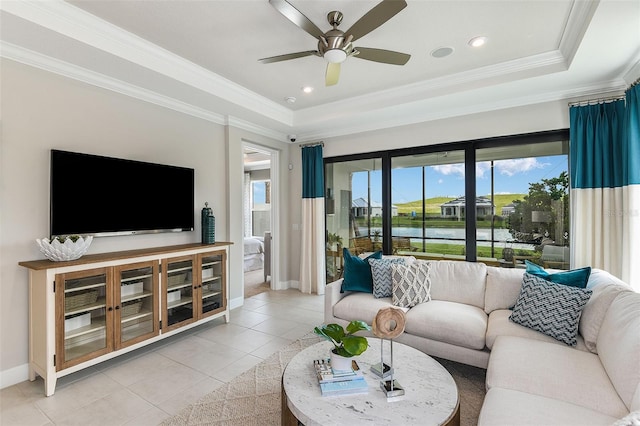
[612, 411, 640, 426]
[596, 291, 640, 411]
[341, 248, 382, 293]
[369, 257, 409, 298]
[404, 300, 487, 350]
[478, 387, 619, 426]
[486, 309, 588, 351]
[525, 260, 591, 288]
[509, 272, 592, 346]
[579, 277, 631, 353]
[484, 267, 525, 313]
[487, 336, 629, 418]
[428, 260, 487, 309]
[391, 260, 432, 308]
[333, 292, 405, 325]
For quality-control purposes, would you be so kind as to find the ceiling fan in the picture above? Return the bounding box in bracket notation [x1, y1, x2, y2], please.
[259, 0, 411, 86]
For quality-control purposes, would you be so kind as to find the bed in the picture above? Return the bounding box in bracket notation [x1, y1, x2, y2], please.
[243, 236, 264, 272]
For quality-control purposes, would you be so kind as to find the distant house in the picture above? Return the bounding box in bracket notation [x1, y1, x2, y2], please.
[501, 203, 516, 216]
[352, 197, 398, 218]
[440, 196, 495, 219]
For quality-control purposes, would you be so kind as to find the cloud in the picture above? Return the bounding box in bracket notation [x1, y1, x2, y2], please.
[433, 164, 465, 177]
[495, 158, 549, 176]
[438, 179, 444, 184]
[434, 158, 549, 179]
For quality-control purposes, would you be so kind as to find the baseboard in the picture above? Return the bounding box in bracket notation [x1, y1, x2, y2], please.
[0, 363, 29, 390]
[229, 296, 244, 310]
[273, 280, 298, 290]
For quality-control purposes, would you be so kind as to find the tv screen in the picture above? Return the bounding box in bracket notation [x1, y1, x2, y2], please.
[51, 150, 195, 237]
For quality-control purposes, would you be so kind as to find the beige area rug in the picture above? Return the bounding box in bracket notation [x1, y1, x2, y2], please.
[161, 334, 486, 426]
[244, 269, 271, 298]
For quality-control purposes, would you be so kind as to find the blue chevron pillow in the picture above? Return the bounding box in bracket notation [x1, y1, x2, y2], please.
[510, 272, 592, 346]
[368, 257, 408, 298]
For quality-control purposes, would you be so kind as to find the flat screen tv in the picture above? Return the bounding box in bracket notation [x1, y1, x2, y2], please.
[50, 150, 195, 237]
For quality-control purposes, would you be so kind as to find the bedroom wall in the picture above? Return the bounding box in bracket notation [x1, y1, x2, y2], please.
[0, 58, 246, 388]
[286, 100, 570, 286]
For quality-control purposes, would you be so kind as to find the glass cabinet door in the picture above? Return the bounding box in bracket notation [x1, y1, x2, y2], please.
[162, 257, 195, 330]
[199, 251, 225, 317]
[115, 261, 159, 348]
[56, 268, 112, 370]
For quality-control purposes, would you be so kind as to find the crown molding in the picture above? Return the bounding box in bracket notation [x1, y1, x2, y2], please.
[559, 0, 600, 67]
[623, 60, 640, 86]
[225, 116, 287, 142]
[294, 49, 567, 126]
[296, 78, 628, 141]
[0, 41, 228, 125]
[1, 0, 293, 126]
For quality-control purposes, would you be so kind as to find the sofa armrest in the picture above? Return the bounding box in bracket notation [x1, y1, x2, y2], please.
[324, 278, 349, 323]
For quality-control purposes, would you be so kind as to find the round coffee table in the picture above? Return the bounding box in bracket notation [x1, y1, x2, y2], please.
[282, 339, 460, 425]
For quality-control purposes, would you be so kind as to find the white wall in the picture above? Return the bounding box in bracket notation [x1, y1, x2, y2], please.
[0, 59, 289, 388]
[287, 100, 570, 283]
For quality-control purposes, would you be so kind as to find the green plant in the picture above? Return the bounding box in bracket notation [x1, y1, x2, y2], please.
[327, 232, 343, 248]
[314, 320, 371, 357]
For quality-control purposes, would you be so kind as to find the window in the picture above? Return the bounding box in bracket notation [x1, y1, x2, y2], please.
[324, 130, 570, 280]
[325, 157, 382, 281]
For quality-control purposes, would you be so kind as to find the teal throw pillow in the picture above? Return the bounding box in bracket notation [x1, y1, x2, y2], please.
[525, 260, 591, 288]
[341, 248, 382, 293]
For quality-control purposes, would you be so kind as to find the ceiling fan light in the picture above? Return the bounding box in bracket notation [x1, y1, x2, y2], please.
[324, 49, 347, 63]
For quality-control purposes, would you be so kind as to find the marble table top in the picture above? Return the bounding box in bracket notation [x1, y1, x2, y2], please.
[282, 339, 459, 426]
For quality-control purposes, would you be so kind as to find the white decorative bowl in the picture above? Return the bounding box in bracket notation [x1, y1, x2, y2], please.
[36, 236, 93, 261]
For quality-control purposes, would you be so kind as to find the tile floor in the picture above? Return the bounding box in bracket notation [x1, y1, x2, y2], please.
[0, 289, 324, 425]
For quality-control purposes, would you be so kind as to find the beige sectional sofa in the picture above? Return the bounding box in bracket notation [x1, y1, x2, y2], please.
[324, 260, 640, 425]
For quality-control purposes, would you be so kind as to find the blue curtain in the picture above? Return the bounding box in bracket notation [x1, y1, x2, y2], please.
[300, 145, 326, 294]
[570, 83, 640, 288]
[302, 145, 324, 198]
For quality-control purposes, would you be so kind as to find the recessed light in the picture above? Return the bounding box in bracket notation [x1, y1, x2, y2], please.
[302, 86, 314, 94]
[468, 36, 487, 48]
[284, 96, 296, 104]
[431, 47, 454, 58]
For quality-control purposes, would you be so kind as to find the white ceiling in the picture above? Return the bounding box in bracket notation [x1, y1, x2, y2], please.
[2, 0, 639, 143]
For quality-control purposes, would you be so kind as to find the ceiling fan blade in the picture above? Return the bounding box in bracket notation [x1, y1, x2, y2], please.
[269, 0, 325, 39]
[326, 62, 340, 86]
[353, 47, 410, 65]
[259, 50, 319, 64]
[346, 0, 407, 42]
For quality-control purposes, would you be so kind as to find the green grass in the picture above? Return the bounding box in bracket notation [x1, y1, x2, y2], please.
[394, 194, 526, 215]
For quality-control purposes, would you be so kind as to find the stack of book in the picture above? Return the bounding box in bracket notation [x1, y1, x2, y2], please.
[313, 358, 369, 396]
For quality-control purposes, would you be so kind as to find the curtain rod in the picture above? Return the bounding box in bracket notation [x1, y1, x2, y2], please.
[568, 94, 625, 107]
[299, 142, 324, 148]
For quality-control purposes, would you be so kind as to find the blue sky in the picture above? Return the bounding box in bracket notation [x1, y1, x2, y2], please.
[352, 155, 568, 204]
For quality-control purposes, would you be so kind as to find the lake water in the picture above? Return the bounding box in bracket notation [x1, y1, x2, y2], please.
[363, 227, 534, 250]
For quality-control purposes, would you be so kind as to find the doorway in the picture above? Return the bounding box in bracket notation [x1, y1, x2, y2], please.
[242, 144, 274, 297]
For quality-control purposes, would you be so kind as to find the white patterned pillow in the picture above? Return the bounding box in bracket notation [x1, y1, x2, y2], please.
[510, 272, 592, 346]
[369, 257, 408, 298]
[391, 261, 431, 308]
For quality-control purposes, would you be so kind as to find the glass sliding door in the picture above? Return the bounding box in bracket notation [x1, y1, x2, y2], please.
[323, 130, 570, 279]
[391, 150, 466, 258]
[475, 141, 569, 268]
[325, 158, 382, 281]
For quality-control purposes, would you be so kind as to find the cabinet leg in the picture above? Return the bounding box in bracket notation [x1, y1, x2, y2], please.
[224, 312, 230, 323]
[28, 365, 36, 382]
[44, 374, 57, 396]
